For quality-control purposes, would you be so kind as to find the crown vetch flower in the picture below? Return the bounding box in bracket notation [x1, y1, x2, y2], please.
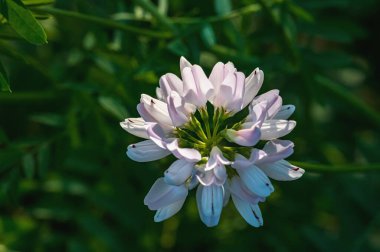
[120, 57, 304, 227]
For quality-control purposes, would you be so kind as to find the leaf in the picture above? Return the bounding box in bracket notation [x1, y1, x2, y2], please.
[1, 0, 47, 45]
[201, 23, 216, 48]
[22, 153, 35, 179]
[22, 0, 54, 6]
[37, 144, 49, 178]
[214, 0, 232, 15]
[98, 96, 128, 120]
[0, 59, 11, 92]
[167, 39, 189, 56]
[30, 113, 64, 127]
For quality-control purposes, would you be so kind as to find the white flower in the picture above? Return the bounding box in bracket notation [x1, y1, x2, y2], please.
[121, 57, 304, 226]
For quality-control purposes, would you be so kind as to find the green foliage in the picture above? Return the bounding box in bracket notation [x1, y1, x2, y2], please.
[0, 0, 380, 251]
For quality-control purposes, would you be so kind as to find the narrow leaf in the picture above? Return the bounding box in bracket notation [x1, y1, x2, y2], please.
[0, 60, 11, 92]
[22, 153, 35, 179]
[2, 0, 47, 45]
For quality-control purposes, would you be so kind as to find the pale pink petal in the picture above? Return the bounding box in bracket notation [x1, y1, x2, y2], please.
[230, 176, 265, 205]
[236, 165, 274, 197]
[260, 120, 296, 140]
[127, 140, 171, 162]
[180, 56, 192, 71]
[166, 139, 201, 162]
[164, 159, 194, 186]
[120, 117, 149, 139]
[166, 91, 189, 127]
[255, 140, 294, 165]
[242, 68, 264, 108]
[273, 105, 296, 120]
[259, 160, 305, 181]
[154, 198, 186, 222]
[144, 178, 188, 210]
[159, 73, 184, 98]
[226, 123, 261, 146]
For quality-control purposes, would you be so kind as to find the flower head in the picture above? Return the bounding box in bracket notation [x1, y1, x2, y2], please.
[121, 57, 304, 227]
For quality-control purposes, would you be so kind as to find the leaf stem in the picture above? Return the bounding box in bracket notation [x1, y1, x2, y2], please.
[290, 161, 380, 173]
[34, 7, 173, 39]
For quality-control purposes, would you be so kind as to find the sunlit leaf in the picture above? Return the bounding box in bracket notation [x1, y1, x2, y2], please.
[1, 0, 47, 45]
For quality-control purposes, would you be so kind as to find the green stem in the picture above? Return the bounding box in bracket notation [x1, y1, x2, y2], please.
[290, 161, 380, 173]
[315, 75, 380, 128]
[188, 115, 208, 142]
[176, 128, 205, 146]
[34, 7, 173, 39]
[200, 107, 211, 138]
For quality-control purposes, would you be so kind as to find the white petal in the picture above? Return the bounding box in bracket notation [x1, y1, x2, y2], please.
[180, 56, 192, 71]
[226, 123, 261, 147]
[260, 120, 296, 140]
[146, 122, 169, 149]
[205, 146, 230, 171]
[246, 101, 267, 126]
[166, 91, 189, 127]
[251, 89, 279, 109]
[231, 194, 263, 227]
[230, 176, 265, 205]
[164, 159, 194, 186]
[242, 68, 264, 108]
[213, 164, 227, 185]
[166, 139, 201, 162]
[259, 160, 305, 181]
[127, 140, 170, 162]
[159, 73, 184, 99]
[229, 71, 245, 113]
[255, 140, 294, 165]
[182, 65, 213, 106]
[156, 87, 164, 101]
[196, 184, 224, 227]
[273, 105, 296, 120]
[154, 198, 186, 222]
[144, 178, 188, 210]
[138, 94, 173, 127]
[120, 117, 149, 139]
[266, 95, 282, 119]
[236, 165, 274, 197]
[196, 169, 215, 186]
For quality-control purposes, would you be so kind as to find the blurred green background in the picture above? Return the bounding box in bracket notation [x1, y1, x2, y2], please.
[1, 0, 380, 251]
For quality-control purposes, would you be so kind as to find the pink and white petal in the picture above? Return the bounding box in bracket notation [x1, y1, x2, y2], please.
[144, 178, 188, 210]
[166, 139, 201, 162]
[196, 184, 224, 227]
[154, 198, 186, 222]
[192, 65, 214, 101]
[166, 91, 189, 127]
[164, 159, 194, 186]
[246, 101, 268, 126]
[139, 94, 173, 127]
[273, 105, 296, 120]
[196, 169, 215, 186]
[127, 140, 171, 162]
[156, 87, 164, 100]
[242, 68, 264, 108]
[251, 89, 279, 109]
[226, 124, 261, 147]
[159, 73, 184, 99]
[146, 123, 168, 149]
[230, 176, 265, 205]
[181, 67, 201, 105]
[230, 72, 246, 113]
[266, 95, 283, 119]
[259, 160, 305, 181]
[180, 56, 192, 71]
[260, 120, 296, 140]
[255, 140, 294, 165]
[232, 150, 262, 169]
[209, 62, 225, 91]
[205, 146, 230, 171]
[236, 165, 274, 197]
[213, 164, 227, 185]
[120, 117, 149, 139]
[231, 194, 263, 227]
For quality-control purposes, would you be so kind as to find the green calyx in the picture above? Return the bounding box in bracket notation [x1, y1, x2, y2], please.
[174, 102, 252, 162]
